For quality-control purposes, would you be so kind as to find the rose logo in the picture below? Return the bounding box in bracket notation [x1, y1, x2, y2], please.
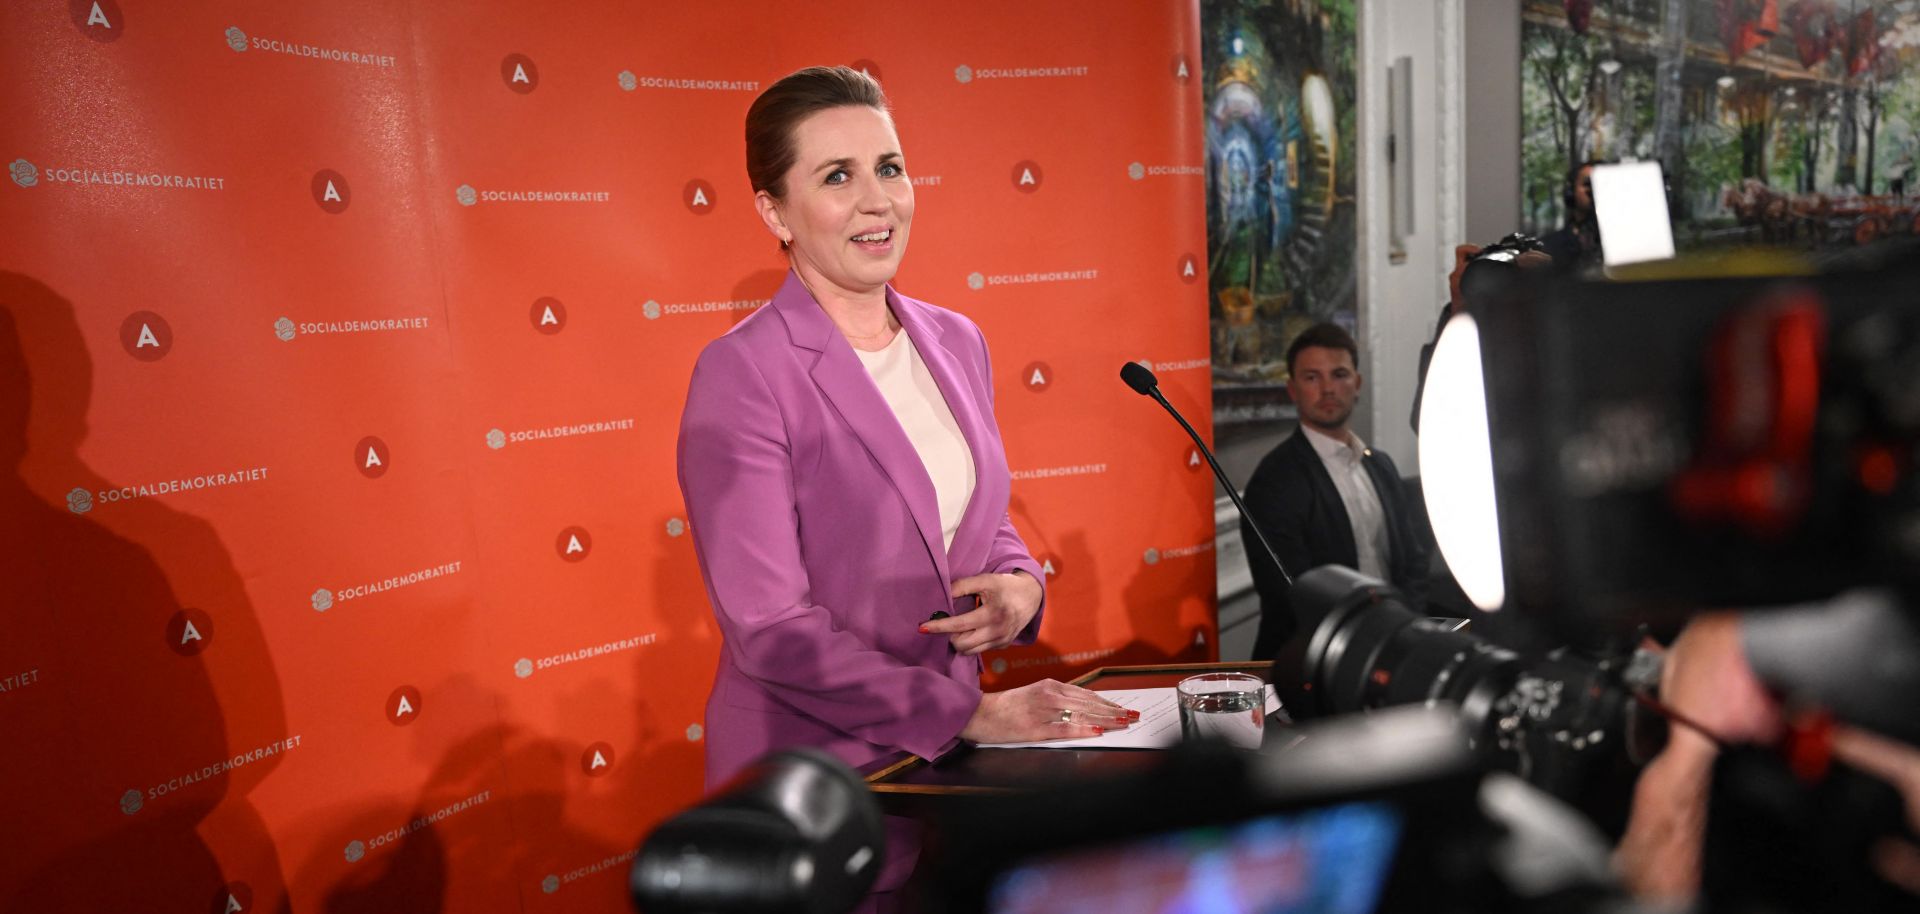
[274, 317, 295, 341]
[455, 184, 477, 207]
[10, 159, 39, 188]
[66, 487, 93, 514]
[225, 27, 248, 52]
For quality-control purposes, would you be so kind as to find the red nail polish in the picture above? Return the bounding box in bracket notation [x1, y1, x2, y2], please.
[917, 625, 930, 634]
[1127, 710, 1141, 719]
[1093, 726, 1105, 734]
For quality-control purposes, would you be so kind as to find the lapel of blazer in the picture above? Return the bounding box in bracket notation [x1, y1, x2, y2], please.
[772, 272, 950, 586]
[889, 287, 996, 573]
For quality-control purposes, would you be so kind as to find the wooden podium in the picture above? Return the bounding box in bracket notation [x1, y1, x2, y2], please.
[860, 661, 1276, 815]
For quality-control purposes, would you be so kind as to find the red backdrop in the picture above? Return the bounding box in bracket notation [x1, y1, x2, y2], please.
[0, 2, 1212, 911]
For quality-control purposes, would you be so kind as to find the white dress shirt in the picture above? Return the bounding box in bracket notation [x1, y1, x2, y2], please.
[856, 329, 976, 550]
[1300, 424, 1392, 578]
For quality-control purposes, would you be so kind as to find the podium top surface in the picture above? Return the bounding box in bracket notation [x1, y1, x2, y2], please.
[862, 661, 1275, 802]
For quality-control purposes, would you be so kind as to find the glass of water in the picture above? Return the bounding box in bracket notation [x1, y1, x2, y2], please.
[1176, 672, 1266, 749]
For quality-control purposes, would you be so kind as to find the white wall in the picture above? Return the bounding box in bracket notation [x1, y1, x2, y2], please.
[1356, 0, 1468, 475]
[1464, 0, 1523, 244]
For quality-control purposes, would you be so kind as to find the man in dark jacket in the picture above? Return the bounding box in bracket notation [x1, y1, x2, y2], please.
[1242, 323, 1428, 660]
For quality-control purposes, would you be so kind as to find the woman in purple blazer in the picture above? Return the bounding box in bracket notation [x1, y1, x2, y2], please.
[676, 67, 1134, 904]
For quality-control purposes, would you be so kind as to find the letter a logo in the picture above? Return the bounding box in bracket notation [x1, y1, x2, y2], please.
[226, 895, 243, 914]
[530, 296, 567, 335]
[683, 179, 717, 214]
[313, 169, 351, 213]
[1179, 253, 1201, 284]
[1041, 558, 1057, 576]
[167, 609, 214, 656]
[581, 742, 615, 776]
[1010, 160, 1044, 193]
[1021, 361, 1053, 393]
[120, 312, 172, 361]
[501, 54, 539, 93]
[557, 526, 593, 562]
[387, 686, 422, 725]
[73, 0, 123, 42]
[355, 436, 391, 479]
[1188, 449, 1206, 472]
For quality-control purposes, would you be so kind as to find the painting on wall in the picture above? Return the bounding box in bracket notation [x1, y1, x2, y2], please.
[1522, 0, 1920, 253]
[1203, 0, 1358, 427]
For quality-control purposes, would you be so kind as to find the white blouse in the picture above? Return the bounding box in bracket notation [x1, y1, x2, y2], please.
[855, 329, 977, 550]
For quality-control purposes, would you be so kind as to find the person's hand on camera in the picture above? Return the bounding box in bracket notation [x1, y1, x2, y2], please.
[959, 678, 1137, 743]
[1616, 612, 1786, 903]
[925, 571, 1043, 655]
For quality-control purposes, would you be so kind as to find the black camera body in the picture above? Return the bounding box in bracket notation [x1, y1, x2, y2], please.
[1270, 566, 1658, 836]
[1460, 233, 1549, 305]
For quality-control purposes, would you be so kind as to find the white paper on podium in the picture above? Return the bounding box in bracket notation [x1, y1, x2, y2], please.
[977, 685, 1280, 750]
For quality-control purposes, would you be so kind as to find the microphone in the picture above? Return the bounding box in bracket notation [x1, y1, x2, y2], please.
[1119, 362, 1292, 587]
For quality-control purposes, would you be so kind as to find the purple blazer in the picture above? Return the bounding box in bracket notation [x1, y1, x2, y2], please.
[677, 271, 1044, 792]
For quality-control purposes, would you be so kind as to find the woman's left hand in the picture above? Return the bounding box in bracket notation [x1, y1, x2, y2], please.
[923, 572, 1042, 656]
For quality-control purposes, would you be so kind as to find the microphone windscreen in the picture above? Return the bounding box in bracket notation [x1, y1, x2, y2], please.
[1119, 361, 1159, 395]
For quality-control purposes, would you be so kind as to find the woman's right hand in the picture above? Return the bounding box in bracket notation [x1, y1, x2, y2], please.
[959, 678, 1138, 744]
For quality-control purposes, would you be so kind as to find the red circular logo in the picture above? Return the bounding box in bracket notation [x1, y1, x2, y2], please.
[683, 179, 716, 214]
[312, 169, 351, 214]
[849, 59, 882, 82]
[531, 297, 566, 335]
[167, 608, 214, 657]
[581, 741, 615, 776]
[1021, 361, 1053, 393]
[355, 436, 390, 479]
[1172, 54, 1194, 82]
[386, 685, 422, 726]
[209, 882, 252, 914]
[1011, 160, 1043, 193]
[502, 53, 538, 93]
[70, 0, 124, 42]
[1178, 253, 1202, 284]
[557, 526, 592, 562]
[119, 311, 172, 361]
